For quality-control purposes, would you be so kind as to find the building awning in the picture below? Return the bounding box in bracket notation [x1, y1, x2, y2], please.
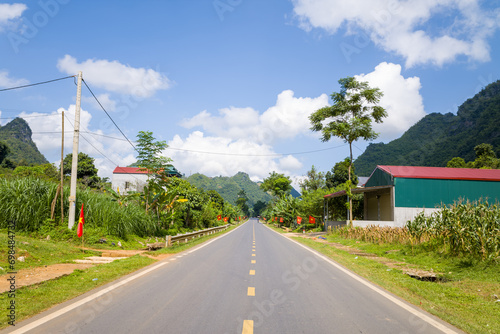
[324, 185, 393, 198]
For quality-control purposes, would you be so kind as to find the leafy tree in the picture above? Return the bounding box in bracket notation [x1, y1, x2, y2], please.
[299, 165, 325, 193]
[260, 171, 292, 197]
[253, 200, 267, 217]
[62, 152, 100, 187]
[0, 141, 10, 164]
[473, 143, 499, 169]
[310, 76, 387, 225]
[14, 163, 59, 181]
[236, 189, 250, 216]
[325, 158, 359, 188]
[135, 131, 172, 175]
[446, 157, 466, 168]
[207, 190, 225, 213]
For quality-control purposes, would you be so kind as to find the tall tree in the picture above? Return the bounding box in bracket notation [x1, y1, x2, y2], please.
[299, 165, 325, 193]
[260, 171, 292, 197]
[62, 152, 100, 187]
[325, 158, 359, 188]
[309, 77, 387, 225]
[135, 131, 172, 175]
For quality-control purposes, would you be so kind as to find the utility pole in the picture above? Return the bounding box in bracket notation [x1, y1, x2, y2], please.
[61, 110, 64, 226]
[68, 71, 82, 229]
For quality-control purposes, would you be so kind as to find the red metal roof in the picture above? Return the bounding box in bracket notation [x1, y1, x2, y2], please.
[113, 167, 149, 174]
[376, 165, 500, 181]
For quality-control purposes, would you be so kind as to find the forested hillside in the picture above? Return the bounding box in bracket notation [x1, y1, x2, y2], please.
[0, 117, 48, 165]
[354, 80, 500, 175]
[186, 172, 272, 206]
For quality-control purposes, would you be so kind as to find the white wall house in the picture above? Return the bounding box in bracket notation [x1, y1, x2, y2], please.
[111, 167, 149, 194]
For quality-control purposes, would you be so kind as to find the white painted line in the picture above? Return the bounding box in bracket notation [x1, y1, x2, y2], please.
[267, 226, 460, 334]
[10, 223, 246, 333]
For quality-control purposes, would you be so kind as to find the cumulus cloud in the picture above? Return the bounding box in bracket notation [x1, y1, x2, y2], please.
[292, 0, 500, 67]
[0, 70, 29, 88]
[84, 93, 117, 112]
[355, 62, 426, 141]
[0, 3, 26, 31]
[166, 131, 303, 181]
[181, 90, 329, 144]
[20, 105, 136, 177]
[57, 55, 172, 97]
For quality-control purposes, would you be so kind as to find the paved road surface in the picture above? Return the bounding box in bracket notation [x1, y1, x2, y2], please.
[6, 219, 462, 334]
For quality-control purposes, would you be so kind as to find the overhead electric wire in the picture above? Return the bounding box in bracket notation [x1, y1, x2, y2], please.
[0, 75, 76, 92]
[82, 79, 138, 152]
[165, 143, 347, 157]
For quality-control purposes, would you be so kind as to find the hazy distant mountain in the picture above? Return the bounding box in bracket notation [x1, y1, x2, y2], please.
[186, 172, 273, 206]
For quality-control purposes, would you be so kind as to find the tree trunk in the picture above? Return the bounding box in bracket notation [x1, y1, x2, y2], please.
[348, 143, 353, 227]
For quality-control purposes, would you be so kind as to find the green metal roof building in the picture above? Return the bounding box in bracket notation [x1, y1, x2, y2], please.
[325, 165, 500, 228]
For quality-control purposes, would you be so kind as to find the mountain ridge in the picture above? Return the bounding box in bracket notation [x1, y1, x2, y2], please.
[354, 80, 500, 175]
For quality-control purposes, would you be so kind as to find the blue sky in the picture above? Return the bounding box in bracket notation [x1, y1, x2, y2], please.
[1, 0, 499, 187]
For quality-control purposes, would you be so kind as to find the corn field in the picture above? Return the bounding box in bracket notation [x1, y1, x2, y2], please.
[335, 200, 500, 261]
[0, 177, 158, 238]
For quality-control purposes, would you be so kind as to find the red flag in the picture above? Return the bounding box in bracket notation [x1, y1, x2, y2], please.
[280, 217, 284, 223]
[217, 215, 222, 220]
[297, 216, 302, 225]
[77, 203, 84, 238]
[223, 217, 228, 222]
[309, 216, 316, 224]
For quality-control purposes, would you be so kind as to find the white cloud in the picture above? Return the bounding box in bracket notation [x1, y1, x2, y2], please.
[181, 90, 329, 144]
[20, 105, 136, 178]
[57, 55, 172, 97]
[0, 3, 26, 31]
[355, 62, 426, 141]
[292, 0, 500, 67]
[84, 93, 117, 111]
[166, 131, 303, 181]
[0, 70, 29, 88]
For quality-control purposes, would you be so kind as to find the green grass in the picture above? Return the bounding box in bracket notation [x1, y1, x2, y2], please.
[292, 235, 500, 334]
[0, 255, 155, 328]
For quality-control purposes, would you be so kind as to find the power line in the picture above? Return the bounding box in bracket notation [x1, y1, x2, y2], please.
[0, 75, 76, 92]
[165, 143, 347, 157]
[82, 79, 138, 152]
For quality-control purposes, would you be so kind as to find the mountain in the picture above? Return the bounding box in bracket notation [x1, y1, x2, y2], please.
[354, 80, 500, 175]
[0, 118, 48, 165]
[186, 172, 273, 206]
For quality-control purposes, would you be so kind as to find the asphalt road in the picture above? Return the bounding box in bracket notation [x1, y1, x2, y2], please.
[7, 219, 463, 334]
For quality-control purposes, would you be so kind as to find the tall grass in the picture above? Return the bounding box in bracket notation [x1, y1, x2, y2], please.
[335, 200, 500, 261]
[0, 177, 158, 238]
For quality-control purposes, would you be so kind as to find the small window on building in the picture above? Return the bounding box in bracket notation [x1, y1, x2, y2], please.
[125, 181, 130, 190]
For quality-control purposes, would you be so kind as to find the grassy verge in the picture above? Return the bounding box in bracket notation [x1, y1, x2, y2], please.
[291, 234, 499, 334]
[0, 223, 240, 329]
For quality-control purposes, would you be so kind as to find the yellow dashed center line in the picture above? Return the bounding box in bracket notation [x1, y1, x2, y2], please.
[252, 254, 255, 257]
[251, 260, 256, 264]
[249, 270, 255, 275]
[242, 320, 254, 334]
[247, 287, 255, 296]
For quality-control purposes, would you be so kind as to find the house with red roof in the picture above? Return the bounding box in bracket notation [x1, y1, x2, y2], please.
[324, 166, 500, 228]
[111, 165, 182, 193]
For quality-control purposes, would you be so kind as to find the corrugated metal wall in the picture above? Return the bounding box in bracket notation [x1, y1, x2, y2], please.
[394, 178, 500, 208]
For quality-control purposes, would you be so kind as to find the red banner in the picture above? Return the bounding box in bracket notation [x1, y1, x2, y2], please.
[77, 203, 85, 238]
[297, 216, 302, 225]
[217, 215, 222, 220]
[280, 217, 284, 223]
[309, 216, 316, 224]
[223, 217, 228, 222]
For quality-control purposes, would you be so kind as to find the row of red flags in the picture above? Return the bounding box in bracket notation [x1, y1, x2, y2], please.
[217, 215, 247, 222]
[265, 216, 316, 225]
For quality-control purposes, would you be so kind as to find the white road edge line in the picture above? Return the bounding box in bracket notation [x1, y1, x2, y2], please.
[266, 225, 460, 334]
[10, 223, 247, 334]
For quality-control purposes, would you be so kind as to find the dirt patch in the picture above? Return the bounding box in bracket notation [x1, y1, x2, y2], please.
[0, 263, 94, 293]
[0, 248, 174, 293]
